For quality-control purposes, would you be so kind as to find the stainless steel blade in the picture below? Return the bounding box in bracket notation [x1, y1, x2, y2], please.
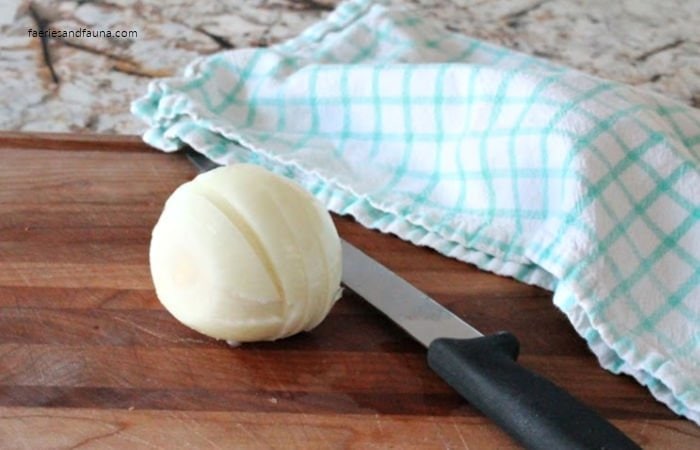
[341, 240, 482, 347]
[186, 148, 221, 173]
[184, 147, 482, 346]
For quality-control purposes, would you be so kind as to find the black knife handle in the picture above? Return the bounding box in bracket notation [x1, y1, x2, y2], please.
[427, 332, 640, 450]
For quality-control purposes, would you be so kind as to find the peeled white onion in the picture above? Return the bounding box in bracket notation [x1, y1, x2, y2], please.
[149, 163, 342, 344]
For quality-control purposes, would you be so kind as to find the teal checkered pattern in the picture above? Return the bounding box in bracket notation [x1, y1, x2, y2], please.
[132, 0, 700, 424]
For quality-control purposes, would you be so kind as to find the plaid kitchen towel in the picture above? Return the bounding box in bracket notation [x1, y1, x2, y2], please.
[132, 0, 700, 424]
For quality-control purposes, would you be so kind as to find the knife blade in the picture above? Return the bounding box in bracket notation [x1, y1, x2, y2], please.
[341, 240, 482, 346]
[184, 148, 640, 450]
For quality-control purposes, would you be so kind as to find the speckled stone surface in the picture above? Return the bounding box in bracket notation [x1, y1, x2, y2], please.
[1, 0, 698, 134]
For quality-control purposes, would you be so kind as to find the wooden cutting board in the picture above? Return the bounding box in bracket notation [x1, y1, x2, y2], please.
[0, 132, 697, 449]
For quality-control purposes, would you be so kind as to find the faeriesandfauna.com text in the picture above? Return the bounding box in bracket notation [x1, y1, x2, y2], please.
[27, 28, 138, 39]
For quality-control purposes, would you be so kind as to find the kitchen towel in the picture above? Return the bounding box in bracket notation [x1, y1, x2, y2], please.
[132, 0, 700, 424]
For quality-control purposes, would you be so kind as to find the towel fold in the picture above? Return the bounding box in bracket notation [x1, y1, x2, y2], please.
[132, 0, 700, 424]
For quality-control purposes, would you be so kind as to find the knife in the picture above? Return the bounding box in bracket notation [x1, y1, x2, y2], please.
[184, 148, 640, 450]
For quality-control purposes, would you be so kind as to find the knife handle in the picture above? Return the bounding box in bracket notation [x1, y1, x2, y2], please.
[427, 332, 640, 450]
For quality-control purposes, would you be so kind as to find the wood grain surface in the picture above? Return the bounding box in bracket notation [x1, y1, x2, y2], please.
[0, 132, 698, 449]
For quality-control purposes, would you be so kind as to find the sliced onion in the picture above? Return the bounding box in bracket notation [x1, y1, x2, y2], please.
[150, 164, 342, 343]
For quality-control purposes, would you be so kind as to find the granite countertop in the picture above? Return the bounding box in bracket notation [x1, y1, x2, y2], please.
[1, 0, 698, 134]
